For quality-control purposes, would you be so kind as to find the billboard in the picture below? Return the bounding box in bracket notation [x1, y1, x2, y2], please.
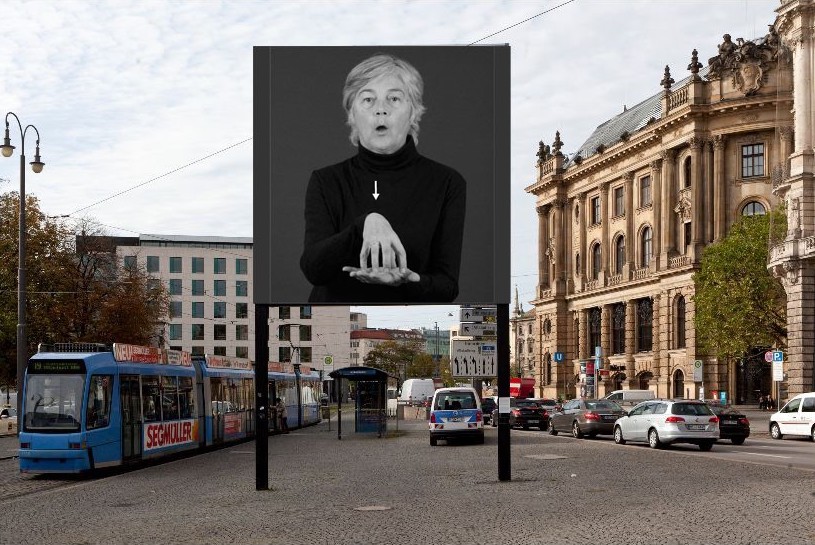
[253, 45, 510, 305]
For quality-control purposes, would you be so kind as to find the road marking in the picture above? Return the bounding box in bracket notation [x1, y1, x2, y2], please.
[525, 454, 567, 460]
[744, 452, 791, 459]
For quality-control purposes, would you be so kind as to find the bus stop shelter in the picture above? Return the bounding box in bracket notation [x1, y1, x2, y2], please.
[328, 366, 395, 439]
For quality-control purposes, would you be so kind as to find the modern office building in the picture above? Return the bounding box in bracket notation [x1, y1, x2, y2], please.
[111, 234, 350, 371]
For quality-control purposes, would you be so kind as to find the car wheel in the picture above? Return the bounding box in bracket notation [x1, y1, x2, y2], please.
[572, 421, 583, 439]
[549, 424, 558, 436]
[430, 436, 437, 446]
[491, 418, 497, 428]
[770, 422, 783, 440]
[648, 428, 661, 449]
[811, 426, 815, 442]
[613, 425, 625, 445]
[698, 441, 714, 451]
[731, 437, 746, 446]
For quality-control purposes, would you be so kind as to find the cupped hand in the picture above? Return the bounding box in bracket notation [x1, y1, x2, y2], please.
[360, 213, 407, 271]
[342, 266, 420, 286]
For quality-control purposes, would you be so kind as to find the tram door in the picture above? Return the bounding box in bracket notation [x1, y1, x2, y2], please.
[120, 375, 142, 461]
[212, 380, 225, 443]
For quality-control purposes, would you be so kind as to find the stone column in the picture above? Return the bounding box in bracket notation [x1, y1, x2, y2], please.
[689, 136, 706, 259]
[651, 294, 661, 381]
[779, 126, 794, 180]
[600, 181, 610, 276]
[650, 159, 663, 269]
[601, 305, 611, 369]
[537, 204, 550, 293]
[706, 139, 715, 243]
[623, 172, 635, 272]
[552, 198, 565, 293]
[659, 149, 676, 268]
[578, 192, 588, 281]
[712, 135, 726, 241]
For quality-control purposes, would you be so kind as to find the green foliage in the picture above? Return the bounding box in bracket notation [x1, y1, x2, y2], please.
[693, 210, 787, 361]
[363, 339, 439, 380]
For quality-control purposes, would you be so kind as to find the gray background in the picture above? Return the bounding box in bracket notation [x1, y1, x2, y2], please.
[254, 45, 510, 305]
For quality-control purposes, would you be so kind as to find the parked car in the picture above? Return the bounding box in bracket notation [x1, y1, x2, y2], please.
[613, 399, 719, 451]
[429, 387, 484, 446]
[548, 399, 626, 438]
[604, 389, 656, 407]
[0, 406, 17, 435]
[528, 398, 558, 416]
[708, 404, 750, 445]
[491, 398, 548, 430]
[769, 391, 815, 440]
[481, 397, 497, 425]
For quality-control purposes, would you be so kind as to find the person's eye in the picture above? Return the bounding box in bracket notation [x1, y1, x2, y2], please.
[389, 96, 401, 103]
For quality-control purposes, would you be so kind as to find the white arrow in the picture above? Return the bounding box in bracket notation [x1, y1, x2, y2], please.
[372, 180, 379, 200]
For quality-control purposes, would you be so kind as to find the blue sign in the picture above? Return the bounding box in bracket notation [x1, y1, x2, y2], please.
[719, 391, 727, 403]
[773, 350, 784, 363]
[553, 351, 564, 362]
[595, 346, 602, 357]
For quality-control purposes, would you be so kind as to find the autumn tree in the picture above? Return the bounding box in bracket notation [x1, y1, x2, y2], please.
[693, 210, 787, 364]
[0, 192, 169, 389]
[363, 339, 432, 380]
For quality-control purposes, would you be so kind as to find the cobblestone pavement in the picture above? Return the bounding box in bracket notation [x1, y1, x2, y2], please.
[1, 409, 814, 545]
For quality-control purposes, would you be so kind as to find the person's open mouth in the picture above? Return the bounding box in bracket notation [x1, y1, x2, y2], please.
[375, 124, 388, 134]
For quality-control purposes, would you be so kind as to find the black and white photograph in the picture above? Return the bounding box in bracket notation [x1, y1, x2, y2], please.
[254, 45, 510, 305]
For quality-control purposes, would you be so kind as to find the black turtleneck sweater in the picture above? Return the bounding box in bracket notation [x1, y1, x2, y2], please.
[300, 136, 466, 303]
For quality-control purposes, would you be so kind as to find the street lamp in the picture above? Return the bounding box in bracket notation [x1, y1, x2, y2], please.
[2, 112, 45, 420]
[434, 321, 439, 377]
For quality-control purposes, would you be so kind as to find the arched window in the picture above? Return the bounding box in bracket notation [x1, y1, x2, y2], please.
[574, 317, 580, 357]
[637, 298, 653, 352]
[673, 369, 685, 398]
[545, 352, 552, 385]
[641, 226, 653, 268]
[676, 295, 686, 349]
[638, 371, 653, 390]
[742, 201, 766, 216]
[615, 235, 625, 274]
[592, 243, 602, 279]
[612, 303, 625, 355]
[588, 307, 601, 356]
[684, 157, 692, 188]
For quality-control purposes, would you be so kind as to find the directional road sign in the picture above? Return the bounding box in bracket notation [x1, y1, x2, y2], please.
[450, 339, 497, 377]
[459, 307, 497, 323]
[459, 322, 497, 337]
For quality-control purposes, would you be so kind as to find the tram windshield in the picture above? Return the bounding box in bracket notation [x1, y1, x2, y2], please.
[24, 374, 84, 432]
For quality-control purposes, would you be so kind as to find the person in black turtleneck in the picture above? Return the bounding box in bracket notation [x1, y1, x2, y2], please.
[300, 53, 466, 303]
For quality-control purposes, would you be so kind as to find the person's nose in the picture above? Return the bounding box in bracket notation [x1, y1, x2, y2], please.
[374, 98, 389, 116]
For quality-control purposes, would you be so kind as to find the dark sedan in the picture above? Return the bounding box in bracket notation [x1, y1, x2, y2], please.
[492, 398, 549, 430]
[709, 404, 750, 445]
[481, 397, 497, 424]
[549, 399, 626, 438]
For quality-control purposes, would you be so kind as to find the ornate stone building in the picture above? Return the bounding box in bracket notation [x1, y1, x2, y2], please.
[526, 24, 793, 401]
[769, 0, 815, 400]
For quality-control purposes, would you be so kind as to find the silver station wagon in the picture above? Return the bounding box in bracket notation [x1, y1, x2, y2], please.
[613, 399, 719, 451]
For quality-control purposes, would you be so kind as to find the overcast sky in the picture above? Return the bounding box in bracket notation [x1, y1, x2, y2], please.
[0, 0, 778, 332]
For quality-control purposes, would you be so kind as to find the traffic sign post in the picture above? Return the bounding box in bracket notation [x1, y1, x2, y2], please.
[459, 322, 497, 337]
[450, 339, 496, 377]
[459, 307, 497, 323]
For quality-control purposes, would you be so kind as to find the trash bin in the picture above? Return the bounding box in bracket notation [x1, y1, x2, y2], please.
[396, 404, 405, 420]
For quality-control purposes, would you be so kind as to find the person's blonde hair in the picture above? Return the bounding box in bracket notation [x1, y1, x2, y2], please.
[343, 53, 426, 147]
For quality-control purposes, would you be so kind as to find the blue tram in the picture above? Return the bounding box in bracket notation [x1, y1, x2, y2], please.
[19, 343, 322, 474]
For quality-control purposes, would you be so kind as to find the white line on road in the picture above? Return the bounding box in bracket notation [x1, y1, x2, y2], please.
[743, 452, 791, 459]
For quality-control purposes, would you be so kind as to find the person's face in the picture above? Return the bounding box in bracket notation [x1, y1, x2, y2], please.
[350, 73, 412, 155]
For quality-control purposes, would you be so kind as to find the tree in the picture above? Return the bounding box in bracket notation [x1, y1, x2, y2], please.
[693, 210, 787, 363]
[363, 339, 427, 380]
[0, 192, 169, 389]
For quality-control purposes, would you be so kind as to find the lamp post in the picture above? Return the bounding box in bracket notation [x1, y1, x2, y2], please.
[434, 321, 439, 377]
[2, 112, 45, 421]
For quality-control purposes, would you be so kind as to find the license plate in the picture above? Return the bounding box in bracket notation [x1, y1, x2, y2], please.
[603, 415, 617, 420]
[449, 417, 462, 422]
[724, 420, 737, 425]
[687, 424, 705, 430]
[528, 419, 539, 424]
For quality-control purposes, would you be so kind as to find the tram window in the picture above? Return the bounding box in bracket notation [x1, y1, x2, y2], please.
[86, 375, 113, 430]
[142, 376, 161, 422]
[162, 376, 179, 420]
[179, 377, 195, 419]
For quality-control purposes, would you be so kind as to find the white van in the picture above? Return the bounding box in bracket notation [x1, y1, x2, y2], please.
[769, 391, 815, 440]
[604, 389, 655, 406]
[399, 379, 435, 406]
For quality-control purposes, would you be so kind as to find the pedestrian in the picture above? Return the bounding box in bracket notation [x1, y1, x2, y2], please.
[759, 395, 765, 410]
[766, 395, 774, 411]
[275, 397, 289, 433]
